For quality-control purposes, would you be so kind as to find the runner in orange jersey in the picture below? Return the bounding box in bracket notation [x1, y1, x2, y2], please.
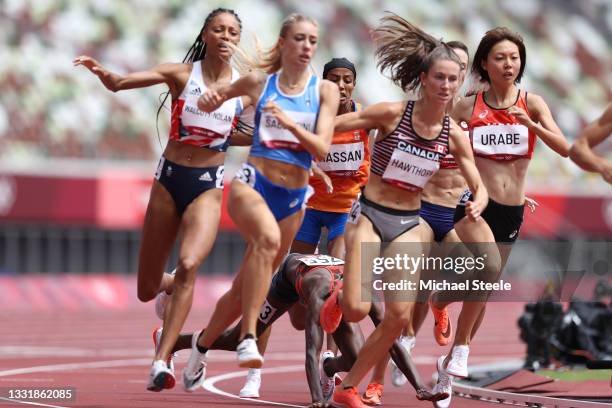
[292, 57, 371, 260]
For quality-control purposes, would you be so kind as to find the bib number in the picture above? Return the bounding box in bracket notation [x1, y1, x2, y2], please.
[215, 166, 225, 189]
[472, 124, 529, 156]
[317, 142, 364, 173]
[181, 94, 234, 139]
[258, 299, 277, 324]
[457, 189, 472, 206]
[258, 110, 316, 150]
[298, 255, 345, 266]
[235, 163, 256, 187]
[382, 149, 440, 189]
[348, 199, 361, 224]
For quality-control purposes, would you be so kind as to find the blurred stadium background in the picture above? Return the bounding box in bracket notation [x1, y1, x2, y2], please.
[0, 0, 610, 276]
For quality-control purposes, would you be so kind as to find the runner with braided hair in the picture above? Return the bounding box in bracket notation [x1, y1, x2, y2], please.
[74, 7, 252, 392]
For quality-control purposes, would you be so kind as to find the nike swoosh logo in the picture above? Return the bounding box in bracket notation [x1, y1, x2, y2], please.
[190, 366, 203, 383]
[441, 324, 452, 338]
[400, 219, 412, 225]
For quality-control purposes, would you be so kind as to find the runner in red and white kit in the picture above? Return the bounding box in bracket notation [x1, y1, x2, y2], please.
[74, 8, 252, 392]
[428, 27, 570, 400]
[321, 14, 488, 408]
[388, 42, 471, 396]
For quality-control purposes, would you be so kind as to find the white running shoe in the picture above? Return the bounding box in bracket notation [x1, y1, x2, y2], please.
[319, 350, 335, 401]
[391, 335, 416, 387]
[155, 269, 176, 320]
[182, 330, 207, 392]
[147, 359, 175, 392]
[236, 338, 264, 368]
[445, 345, 469, 378]
[152, 327, 176, 372]
[239, 368, 261, 398]
[433, 356, 452, 408]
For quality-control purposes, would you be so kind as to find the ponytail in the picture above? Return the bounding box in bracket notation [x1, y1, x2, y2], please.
[236, 13, 318, 74]
[373, 13, 461, 93]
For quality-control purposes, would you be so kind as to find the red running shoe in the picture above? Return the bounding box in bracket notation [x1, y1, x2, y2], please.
[430, 298, 452, 346]
[332, 386, 366, 408]
[361, 382, 383, 406]
[320, 282, 343, 334]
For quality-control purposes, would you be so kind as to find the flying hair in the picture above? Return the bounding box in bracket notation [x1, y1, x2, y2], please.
[373, 12, 461, 93]
[229, 13, 318, 75]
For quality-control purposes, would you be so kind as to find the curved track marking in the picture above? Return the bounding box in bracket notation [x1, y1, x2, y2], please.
[202, 364, 306, 408]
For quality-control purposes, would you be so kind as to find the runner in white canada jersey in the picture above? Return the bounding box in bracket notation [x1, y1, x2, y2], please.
[380, 134, 448, 190]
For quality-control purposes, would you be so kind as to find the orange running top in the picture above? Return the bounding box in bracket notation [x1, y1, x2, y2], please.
[308, 101, 370, 213]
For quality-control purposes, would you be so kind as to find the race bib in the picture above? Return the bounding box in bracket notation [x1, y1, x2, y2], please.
[181, 94, 235, 139]
[348, 199, 361, 224]
[258, 111, 316, 149]
[258, 299, 277, 324]
[382, 148, 440, 189]
[235, 163, 256, 187]
[472, 124, 529, 156]
[317, 142, 364, 172]
[298, 255, 345, 267]
[457, 189, 472, 206]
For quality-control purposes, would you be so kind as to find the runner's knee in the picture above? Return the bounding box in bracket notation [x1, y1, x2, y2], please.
[137, 284, 158, 303]
[252, 230, 281, 260]
[342, 302, 369, 323]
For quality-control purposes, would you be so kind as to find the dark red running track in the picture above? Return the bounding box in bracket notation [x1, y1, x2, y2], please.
[0, 275, 525, 407]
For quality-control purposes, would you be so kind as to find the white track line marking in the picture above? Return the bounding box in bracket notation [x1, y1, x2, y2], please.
[0, 359, 152, 408]
[202, 364, 306, 408]
[0, 358, 307, 406]
[0, 397, 70, 408]
[0, 358, 151, 378]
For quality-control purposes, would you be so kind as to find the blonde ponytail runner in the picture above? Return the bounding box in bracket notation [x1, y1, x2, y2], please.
[225, 34, 282, 75]
[259, 13, 318, 74]
[255, 39, 283, 74]
[373, 12, 462, 94]
[226, 13, 318, 75]
[224, 40, 258, 75]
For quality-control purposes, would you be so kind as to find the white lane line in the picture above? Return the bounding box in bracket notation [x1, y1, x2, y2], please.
[0, 358, 307, 407]
[0, 358, 151, 377]
[0, 359, 151, 408]
[202, 364, 306, 408]
[0, 346, 308, 361]
[0, 397, 70, 408]
[0, 345, 509, 366]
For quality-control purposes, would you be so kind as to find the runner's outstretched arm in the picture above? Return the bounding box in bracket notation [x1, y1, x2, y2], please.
[304, 295, 327, 407]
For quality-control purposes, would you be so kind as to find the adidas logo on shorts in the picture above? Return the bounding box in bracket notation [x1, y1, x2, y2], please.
[199, 172, 212, 182]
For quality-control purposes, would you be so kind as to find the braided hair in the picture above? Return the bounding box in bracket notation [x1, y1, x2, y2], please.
[156, 8, 242, 146]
